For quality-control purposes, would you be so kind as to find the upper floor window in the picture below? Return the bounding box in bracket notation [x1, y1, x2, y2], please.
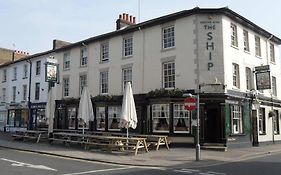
[36, 61, 41, 75]
[22, 85, 27, 101]
[232, 63, 240, 88]
[122, 67, 132, 91]
[123, 36, 133, 57]
[13, 67, 17, 80]
[255, 35, 261, 57]
[63, 52, 70, 70]
[162, 26, 175, 49]
[243, 30, 249, 52]
[2, 69, 7, 82]
[100, 71, 108, 94]
[231, 105, 243, 134]
[2, 88, 6, 102]
[230, 24, 238, 47]
[259, 108, 266, 134]
[23, 64, 28, 78]
[80, 47, 88, 67]
[270, 43, 275, 63]
[245, 67, 252, 90]
[272, 76, 277, 96]
[12, 86, 16, 102]
[163, 61, 175, 89]
[63, 77, 70, 97]
[79, 75, 87, 95]
[101, 42, 109, 62]
[35, 83, 40, 100]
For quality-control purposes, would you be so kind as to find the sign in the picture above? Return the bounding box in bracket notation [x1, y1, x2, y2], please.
[45, 56, 58, 82]
[255, 65, 271, 90]
[184, 97, 197, 111]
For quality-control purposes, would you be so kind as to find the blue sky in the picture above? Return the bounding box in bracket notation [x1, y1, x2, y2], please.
[0, 0, 280, 54]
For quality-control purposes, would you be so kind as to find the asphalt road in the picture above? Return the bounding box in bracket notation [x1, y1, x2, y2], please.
[0, 147, 281, 175]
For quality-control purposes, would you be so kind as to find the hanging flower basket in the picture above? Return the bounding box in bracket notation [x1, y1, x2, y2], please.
[268, 110, 275, 118]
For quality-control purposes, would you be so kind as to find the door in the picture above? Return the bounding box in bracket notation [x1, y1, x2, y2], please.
[203, 107, 222, 143]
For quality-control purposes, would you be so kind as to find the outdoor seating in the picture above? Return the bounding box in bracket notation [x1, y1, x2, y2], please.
[12, 130, 48, 143]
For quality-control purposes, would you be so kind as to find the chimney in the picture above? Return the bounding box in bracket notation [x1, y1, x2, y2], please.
[116, 13, 136, 30]
[53, 39, 72, 50]
[13, 50, 29, 61]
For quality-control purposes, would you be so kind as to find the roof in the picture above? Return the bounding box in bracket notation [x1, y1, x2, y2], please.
[1, 7, 280, 68]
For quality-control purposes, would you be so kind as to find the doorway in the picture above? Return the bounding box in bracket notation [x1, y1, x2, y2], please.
[203, 107, 222, 143]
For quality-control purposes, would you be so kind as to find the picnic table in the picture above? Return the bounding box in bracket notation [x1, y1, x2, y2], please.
[49, 132, 149, 156]
[12, 130, 48, 143]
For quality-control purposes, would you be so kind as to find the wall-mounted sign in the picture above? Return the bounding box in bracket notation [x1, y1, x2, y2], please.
[255, 65, 271, 90]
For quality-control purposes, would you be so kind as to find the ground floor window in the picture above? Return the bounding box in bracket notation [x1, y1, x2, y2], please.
[7, 109, 28, 128]
[259, 108, 266, 135]
[32, 108, 47, 128]
[152, 104, 169, 133]
[0, 111, 6, 128]
[96, 107, 106, 131]
[68, 107, 77, 129]
[108, 106, 121, 131]
[173, 104, 191, 133]
[231, 105, 243, 134]
[273, 110, 280, 134]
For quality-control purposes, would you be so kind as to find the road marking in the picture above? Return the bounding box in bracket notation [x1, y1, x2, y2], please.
[174, 168, 200, 173]
[0, 158, 57, 171]
[60, 166, 135, 175]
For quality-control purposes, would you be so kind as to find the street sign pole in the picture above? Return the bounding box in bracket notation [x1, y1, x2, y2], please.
[196, 92, 200, 161]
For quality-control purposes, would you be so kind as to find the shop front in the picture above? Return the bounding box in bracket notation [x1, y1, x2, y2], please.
[6, 103, 28, 132]
[30, 102, 47, 130]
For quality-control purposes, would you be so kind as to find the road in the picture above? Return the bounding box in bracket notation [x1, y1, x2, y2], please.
[0, 147, 280, 175]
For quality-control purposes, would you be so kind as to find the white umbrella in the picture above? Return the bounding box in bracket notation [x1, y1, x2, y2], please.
[120, 82, 138, 149]
[46, 87, 56, 135]
[78, 87, 94, 134]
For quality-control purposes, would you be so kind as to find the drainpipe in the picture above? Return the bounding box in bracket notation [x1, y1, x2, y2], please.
[26, 59, 33, 130]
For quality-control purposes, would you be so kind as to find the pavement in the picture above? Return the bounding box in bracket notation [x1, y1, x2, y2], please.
[0, 131, 281, 168]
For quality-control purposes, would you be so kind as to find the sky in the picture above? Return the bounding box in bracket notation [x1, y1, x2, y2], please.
[0, 0, 281, 54]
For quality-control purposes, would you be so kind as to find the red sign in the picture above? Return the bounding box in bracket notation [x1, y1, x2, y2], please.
[184, 97, 197, 111]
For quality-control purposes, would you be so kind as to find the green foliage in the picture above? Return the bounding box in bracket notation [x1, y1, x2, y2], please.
[146, 88, 186, 98]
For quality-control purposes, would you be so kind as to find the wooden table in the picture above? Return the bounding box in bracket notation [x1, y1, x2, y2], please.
[50, 132, 149, 156]
[12, 130, 48, 143]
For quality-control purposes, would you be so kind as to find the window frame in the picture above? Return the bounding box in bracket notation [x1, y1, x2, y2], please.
[230, 24, 238, 47]
[123, 36, 133, 57]
[2, 69, 7, 82]
[255, 35, 261, 57]
[23, 64, 28, 79]
[270, 43, 275, 63]
[63, 77, 70, 97]
[100, 71, 108, 94]
[272, 76, 277, 96]
[152, 104, 170, 133]
[22, 85, 27, 101]
[79, 74, 87, 95]
[245, 67, 252, 90]
[162, 61, 175, 89]
[259, 108, 266, 135]
[173, 103, 191, 133]
[162, 26, 175, 49]
[122, 67, 132, 91]
[13, 67, 17, 80]
[100, 42, 109, 62]
[12, 86, 16, 102]
[231, 105, 243, 134]
[63, 52, 71, 70]
[2, 88, 6, 102]
[232, 63, 240, 88]
[80, 47, 88, 67]
[35, 61, 41, 75]
[35, 82, 40, 100]
[243, 30, 250, 52]
[273, 110, 280, 135]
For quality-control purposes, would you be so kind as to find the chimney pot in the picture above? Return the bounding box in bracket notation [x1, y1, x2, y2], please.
[122, 13, 126, 20]
[119, 14, 122, 19]
[133, 17, 136, 23]
[129, 15, 132, 22]
[125, 14, 129, 21]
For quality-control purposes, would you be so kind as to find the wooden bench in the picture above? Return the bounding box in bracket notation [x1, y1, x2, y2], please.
[12, 130, 48, 143]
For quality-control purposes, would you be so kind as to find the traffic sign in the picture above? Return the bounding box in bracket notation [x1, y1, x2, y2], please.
[184, 97, 197, 111]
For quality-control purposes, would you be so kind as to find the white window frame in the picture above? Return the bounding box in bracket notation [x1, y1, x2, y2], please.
[79, 75, 87, 95]
[100, 42, 109, 62]
[3, 69, 7, 82]
[245, 67, 252, 90]
[272, 76, 277, 96]
[35, 83, 40, 100]
[259, 108, 266, 134]
[12, 86, 16, 102]
[122, 67, 132, 91]
[63, 52, 70, 70]
[108, 106, 121, 131]
[173, 104, 191, 133]
[80, 47, 88, 67]
[163, 61, 175, 89]
[22, 85, 27, 101]
[36, 61, 41, 75]
[255, 36, 261, 57]
[273, 110, 280, 134]
[270, 43, 275, 63]
[23, 64, 28, 78]
[13, 67, 17, 80]
[162, 26, 175, 49]
[232, 63, 240, 88]
[152, 104, 170, 133]
[231, 24, 238, 47]
[231, 105, 243, 134]
[100, 71, 108, 94]
[63, 77, 70, 97]
[123, 36, 133, 57]
[2, 88, 6, 102]
[243, 30, 249, 52]
[96, 107, 106, 131]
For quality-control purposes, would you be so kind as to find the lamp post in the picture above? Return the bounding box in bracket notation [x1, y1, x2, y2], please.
[26, 59, 33, 130]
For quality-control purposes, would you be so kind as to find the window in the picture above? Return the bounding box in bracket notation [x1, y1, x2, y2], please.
[100, 71, 108, 94]
[36, 61, 41, 75]
[79, 75, 87, 95]
[272, 76, 277, 96]
[152, 104, 169, 132]
[243, 30, 249, 51]
[270, 43, 275, 63]
[23, 64, 28, 78]
[63, 52, 70, 70]
[245, 67, 252, 90]
[68, 107, 77, 129]
[255, 36, 261, 57]
[123, 36, 133, 57]
[231, 105, 243, 134]
[163, 61, 175, 89]
[101, 42, 109, 62]
[22, 85, 27, 101]
[232, 63, 240, 88]
[35, 83, 40, 100]
[162, 26, 175, 49]
[13, 67, 17, 80]
[2, 88, 6, 102]
[273, 110, 280, 134]
[230, 24, 238, 47]
[63, 77, 69, 97]
[259, 108, 266, 134]
[96, 107, 106, 131]
[2, 69, 7, 82]
[122, 67, 132, 91]
[173, 104, 190, 133]
[12, 86, 16, 102]
[108, 106, 121, 131]
[80, 47, 88, 67]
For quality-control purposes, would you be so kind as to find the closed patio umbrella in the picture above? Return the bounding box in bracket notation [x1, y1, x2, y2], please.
[46, 87, 55, 135]
[120, 82, 138, 149]
[78, 87, 94, 134]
